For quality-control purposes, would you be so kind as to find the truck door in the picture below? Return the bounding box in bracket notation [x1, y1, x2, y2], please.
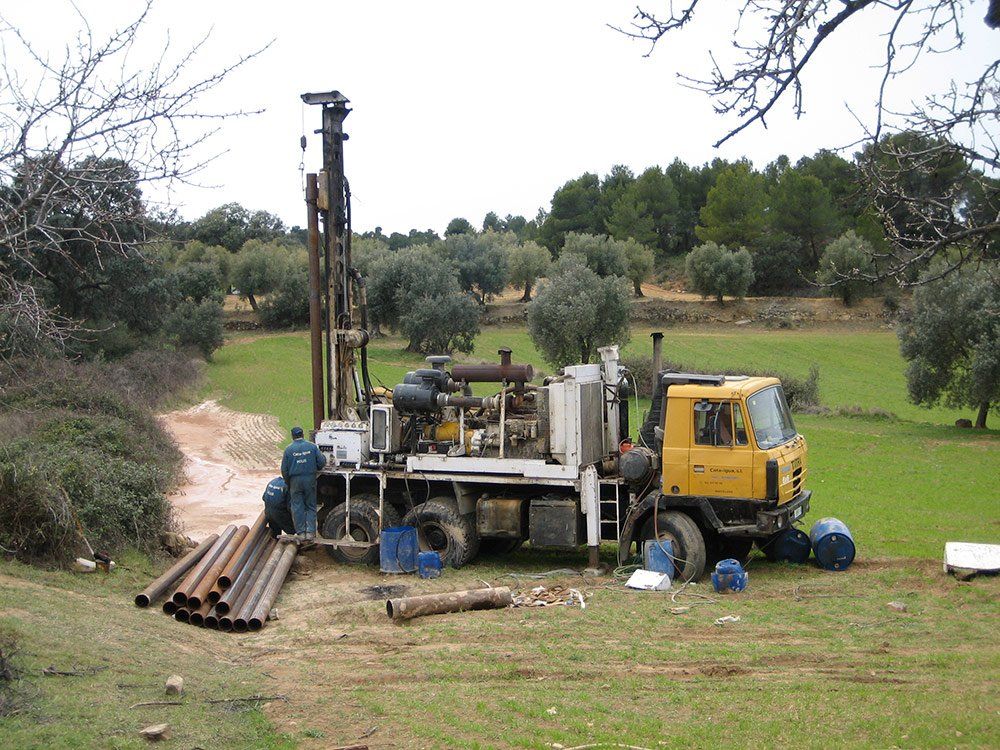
[688, 400, 754, 497]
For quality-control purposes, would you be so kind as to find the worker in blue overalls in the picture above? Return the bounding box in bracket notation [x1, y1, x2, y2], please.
[280, 426, 327, 541]
[262, 477, 295, 539]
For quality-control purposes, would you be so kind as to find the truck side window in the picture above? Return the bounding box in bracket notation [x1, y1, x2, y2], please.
[694, 402, 733, 447]
[733, 403, 748, 446]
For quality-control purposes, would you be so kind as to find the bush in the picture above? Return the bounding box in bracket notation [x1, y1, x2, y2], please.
[685, 242, 755, 303]
[619, 354, 820, 410]
[561, 232, 629, 277]
[0, 355, 189, 563]
[165, 299, 224, 360]
[816, 230, 875, 305]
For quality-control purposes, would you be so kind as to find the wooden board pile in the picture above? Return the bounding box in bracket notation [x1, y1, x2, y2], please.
[134, 514, 296, 632]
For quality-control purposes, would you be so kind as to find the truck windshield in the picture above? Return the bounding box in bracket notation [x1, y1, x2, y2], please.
[746, 386, 797, 449]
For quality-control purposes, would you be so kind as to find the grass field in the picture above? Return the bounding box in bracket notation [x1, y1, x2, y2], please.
[3, 324, 997, 749]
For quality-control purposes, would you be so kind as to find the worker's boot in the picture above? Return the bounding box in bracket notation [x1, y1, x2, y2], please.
[280, 533, 303, 544]
[303, 531, 315, 542]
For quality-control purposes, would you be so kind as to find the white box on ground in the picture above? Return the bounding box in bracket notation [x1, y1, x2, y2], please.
[944, 542, 1000, 573]
[625, 569, 671, 591]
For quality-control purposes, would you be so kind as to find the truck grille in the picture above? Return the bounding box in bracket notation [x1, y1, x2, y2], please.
[792, 466, 803, 495]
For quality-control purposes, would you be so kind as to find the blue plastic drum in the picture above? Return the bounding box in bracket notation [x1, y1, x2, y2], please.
[809, 518, 856, 571]
[418, 550, 442, 579]
[380, 526, 418, 574]
[643, 539, 675, 578]
[711, 558, 748, 593]
[766, 528, 812, 564]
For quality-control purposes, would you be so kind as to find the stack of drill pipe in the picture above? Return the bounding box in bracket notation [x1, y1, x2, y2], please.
[219, 538, 277, 632]
[204, 605, 221, 630]
[218, 514, 266, 589]
[171, 525, 239, 608]
[134, 533, 219, 607]
[247, 542, 298, 631]
[233, 542, 287, 633]
[216, 526, 273, 616]
[186, 524, 249, 610]
[174, 608, 191, 623]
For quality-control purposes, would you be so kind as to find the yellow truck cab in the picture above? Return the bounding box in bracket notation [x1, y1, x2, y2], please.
[618, 372, 811, 581]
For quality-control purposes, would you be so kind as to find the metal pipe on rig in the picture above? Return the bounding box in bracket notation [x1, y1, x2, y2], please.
[247, 543, 298, 631]
[134, 533, 219, 607]
[171, 526, 237, 607]
[305, 172, 325, 430]
[187, 525, 249, 610]
[218, 538, 276, 631]
[216, 532, 271, 616]
[386, 586, 513, 621]
[218, 514, 266, 589]
[451, 348, 534, 385]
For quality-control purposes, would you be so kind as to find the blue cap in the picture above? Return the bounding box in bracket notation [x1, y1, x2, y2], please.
[291, 426, 304, 438]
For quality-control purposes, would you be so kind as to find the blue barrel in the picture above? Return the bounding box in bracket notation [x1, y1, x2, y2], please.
[711, 558, 748, 593]
[809, 518, 856, 571]
[380, 526, 418, 574]
[418, 550, 442, 579]
[766, 528, 812, 564]
[643, 539, 675, 578]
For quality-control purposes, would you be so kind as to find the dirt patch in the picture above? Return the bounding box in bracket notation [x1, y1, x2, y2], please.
[158, 400, 283, 539]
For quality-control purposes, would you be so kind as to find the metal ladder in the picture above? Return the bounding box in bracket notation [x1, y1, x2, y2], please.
[599, 481, 623, 542]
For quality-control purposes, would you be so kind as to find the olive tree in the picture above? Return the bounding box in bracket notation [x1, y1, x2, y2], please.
[816, 231, 875, 306]
[561, 232, 628, 278]
[527, 261, 631, 368]
[507, 240, 551, 302]
[898, 265, 998, 429]
[231, 240, 284, 311]
[622, 238, 655, 296]
[685, 242, 754, 304]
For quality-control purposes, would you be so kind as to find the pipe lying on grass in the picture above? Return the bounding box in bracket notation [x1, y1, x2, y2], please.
[216, 532, 270, 616]
[234, 542, 285, 633]
[189, 599, 213, 626]
[188, 525, 248, 610]
[248, 543, 298, 631]
[219, 538, 276, 632]
[174, 607, 191, 623]
[386, 586, 513, 621]
[218, 514, 266, 589]
[171, 526, 237, 606]
[134, 533, 219, 607]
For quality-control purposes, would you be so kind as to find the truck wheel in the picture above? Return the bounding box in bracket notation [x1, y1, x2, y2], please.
[322, 494, 399, 566]
[403, 501, 480, 568]
[639, 510, 707, 582]
[478, 538, 523, 556]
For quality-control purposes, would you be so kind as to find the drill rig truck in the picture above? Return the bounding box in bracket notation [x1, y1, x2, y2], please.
[300, 91, 811, 581]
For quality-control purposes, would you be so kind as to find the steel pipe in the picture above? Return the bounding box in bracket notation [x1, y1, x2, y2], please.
[187, 525, 248, 610]
[162, 600, 178, 616]
[172, 526, 237, 606]
[218, 538, 275, 631]
[306, 173, 325, 430]
[204, 606, 220, 630]
[386, 586, 512, 621]
[218, 514, 266, 589]
[233, 542, 286, 632]
[216, 531, 270, 616]
[189, 599, 212, 626]
[174, 607, 191, 623]
[248, 543, 298, 631]
[134, 533, 219, 607]
[651, 331, 664, 394]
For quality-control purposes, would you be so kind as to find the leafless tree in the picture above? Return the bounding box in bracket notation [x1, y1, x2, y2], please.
[615, 1, 999, 284]
[0, 1, 267, 358]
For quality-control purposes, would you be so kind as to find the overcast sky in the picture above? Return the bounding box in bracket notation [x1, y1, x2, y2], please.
[6, 1, 995, 234]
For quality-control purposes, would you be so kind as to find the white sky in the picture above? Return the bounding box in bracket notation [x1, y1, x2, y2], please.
[5, 1, 996, 234]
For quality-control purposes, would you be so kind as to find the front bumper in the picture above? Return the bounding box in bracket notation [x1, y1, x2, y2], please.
[755, 490, 811, 535]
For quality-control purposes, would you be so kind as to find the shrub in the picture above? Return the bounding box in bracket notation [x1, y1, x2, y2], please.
[816, 230, 875, 305]
[165, 299, 224, 360]
[685, 241, 755, 303]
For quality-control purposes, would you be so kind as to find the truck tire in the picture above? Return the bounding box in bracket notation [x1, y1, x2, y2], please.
[639, 510, 707, 582]
[322, 494, 400, 566]
[403, 501, 479, 568]
[706, 533, 754, 565]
